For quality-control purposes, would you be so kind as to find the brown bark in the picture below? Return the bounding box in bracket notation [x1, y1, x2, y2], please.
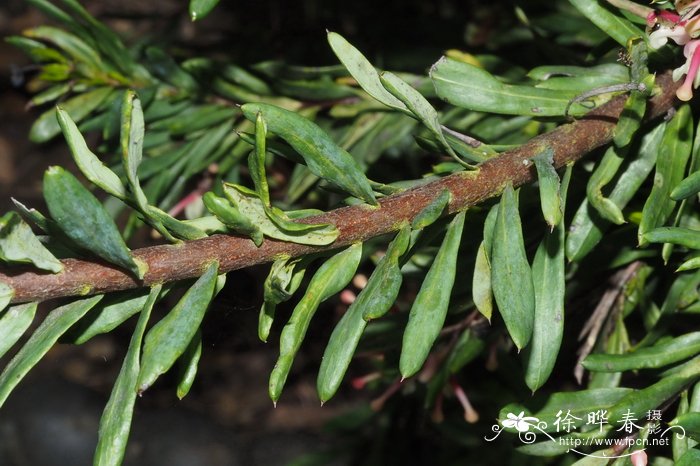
[0, 71, 681, 304]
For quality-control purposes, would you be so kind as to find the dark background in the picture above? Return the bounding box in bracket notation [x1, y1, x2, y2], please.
[0, 1, 503, 465]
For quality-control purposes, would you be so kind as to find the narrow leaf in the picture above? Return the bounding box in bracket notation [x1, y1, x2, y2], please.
[379, 71, 458, 159]
[0, 303, 37, 360]
[586, 146, 627, 225]
[412, 190, 451, 230]
[526, 165, 571, 391]
[270, 243, 362, 402]
[532, 147, 562, 228]
[94, 285, 160, 466]
[176, 330, 202, 399]
[138, 262, 219, 392]
[607, 376, 695, 428]
[223, 184, 338, 245]
[362, 224, 411, 321]
[259, 257, 308, 342]
[431, 57, 592, 117]
[69, 290, 153, 344]
[491, 185, 535, 350]
[567, 121, 664, 262]
[672, 170, 700, 201]
[327, 32, 407, 111]
[569, 0, 645, 47]
[203, 192, 263, 246]
[57, 107, 127, 199]
[30, 87, 113, 143]
[583, 332, 700, 372]
[0, 282, 12, 313]
[472, 205, 499, 321]
[400, 211, 465, 378]
[639, 104, 693, 245]
[0, 211, 63, 273]
[644, 227, 700, 250]
[240, 103, 377, 205]
[0, 295, 103, 408]
[189, 0, 220, 20]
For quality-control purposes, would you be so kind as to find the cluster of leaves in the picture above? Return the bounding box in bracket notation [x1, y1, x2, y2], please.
[4, 0, 700, 464]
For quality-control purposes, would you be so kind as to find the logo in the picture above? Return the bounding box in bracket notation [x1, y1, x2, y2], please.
[484, 409, 686, 459]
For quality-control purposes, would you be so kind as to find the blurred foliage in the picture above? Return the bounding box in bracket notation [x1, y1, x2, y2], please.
[2, 0, 700, 465]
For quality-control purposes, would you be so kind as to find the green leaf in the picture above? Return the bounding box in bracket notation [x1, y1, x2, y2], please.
[568, 0, 645, 47]
[270, 243, 362, 402]
[5, 35, 67, 64]
[525, 165, 571, 391]
[0, 303, 37, 360]
[400, 211, 465, 378]
[0, 295, 103, 408]
[472, 243, 493, 322]
[315, 239, 415, 398]
[586, 146, 628, 225]
[566, 121, 664, 262]
[57, 0, 150, 80]
[223, 184, 338, 245]
[430, 57, 591, 117]
[607, 376, 695, 428]
[447, 329, 485, 373]
[361, 225, 411, 321]
[121, 90, 149, 209]
[138, 261, 219, 392]
[203, 192, 263, 246]
[613, 40, 652, 148]
[379, 71, 459, 160]
[259, 257, 308, 342]
[679, 256, 700, 272]
[528, 64, 630, 87]
[0, 211, 63, 273]
[491, 185, 535, 350]
[502, 388, 632, 433]
[316, 226, 411, 402]
[30, 87, 113, 143]
[326, 32, 407, 111]
[56, 107, 127, 199]
[317, 300, 368, 403]
[176, 330, 202, 400]
[69, 290, 153, 344]
[145, 205, 208, 242]
[532, 147, 562, 228]
[119, 92, 206, 243]
[644, 227, 700, 250]
[250, 111, 271, 207]
[189, 0, 220, 21]
[24, 25, 102, 68]
[43, 166, 145, 279]
[93, 285, 160, 466]
[583, 332, 700, 372]
[672, 413, 700, 442]
[639, 105, 693, 245]
[411, 190, 451, 230]
[240, 103, 377, 205]
[677, 448, 700, 466]
[0, 282, 13, 313]
[672, 170, 700, 201]
[472, 205, 499, 321]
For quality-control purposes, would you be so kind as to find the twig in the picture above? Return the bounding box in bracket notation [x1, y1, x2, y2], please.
[0, 71, 680, 304]
[574, 261, 643, 384]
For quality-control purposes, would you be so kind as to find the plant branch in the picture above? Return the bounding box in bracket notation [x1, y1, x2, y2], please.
[0, 71, 680, 304]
